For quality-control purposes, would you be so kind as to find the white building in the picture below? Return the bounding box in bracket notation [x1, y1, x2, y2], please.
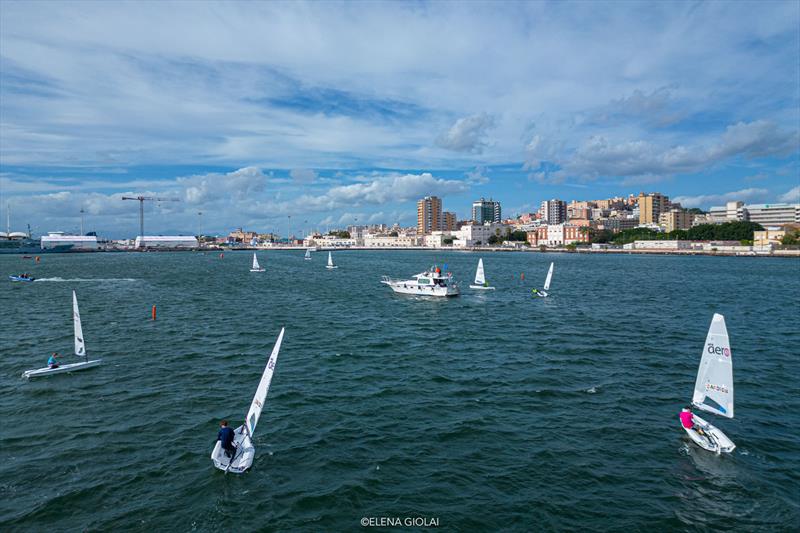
[745, 203, 800, 226]
[452, 223, 507, 247]
[423, 231, 454, 248]
[631, 240, 691, 250]
[363, 234, 421, 247]
[303, 234, 357, 247]
[41, 232, 99, 250]
[134, 236, 198, 248]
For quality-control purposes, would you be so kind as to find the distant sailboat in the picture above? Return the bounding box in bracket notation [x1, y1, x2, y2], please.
[304, 249, 311, 261]
[211, 328, 284, 473]
[681, 314, 736, 453]
[469, 258, 495, 290]
[533, 262, 554, 298]
[23, 291, 102, 378]
[250, 252, 265, 272]
[326, 251, 338, 269]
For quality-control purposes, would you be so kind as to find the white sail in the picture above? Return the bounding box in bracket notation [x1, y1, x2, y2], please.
[244, 327, 284, 436]
[474, 258, 486, 286]
[252, 253, 260, 270]
[327, 252, 334, 267]
[692, 313, 734, 419]
[73, 290, 85, 357]
[543, 262, 554, 291]
[305, 249, 311, 259]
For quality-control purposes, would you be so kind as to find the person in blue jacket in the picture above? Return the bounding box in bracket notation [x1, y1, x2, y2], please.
[47, 352, 60, 369]
[217, 420, 236, 460]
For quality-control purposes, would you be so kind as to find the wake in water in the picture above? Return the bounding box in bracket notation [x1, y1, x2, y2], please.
[34, 277, 137, 282]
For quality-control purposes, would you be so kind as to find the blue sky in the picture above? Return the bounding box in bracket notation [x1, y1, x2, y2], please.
[1, 1, 798, 238]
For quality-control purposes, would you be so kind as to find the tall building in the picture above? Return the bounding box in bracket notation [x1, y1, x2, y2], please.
[658, 209, 694, 232]
[539, 199, 567, 224]
[443, 211, 457, 231]
[637, 192, 670, 224]
[417, 196, 443, 234]
[472, 198, 501, 223]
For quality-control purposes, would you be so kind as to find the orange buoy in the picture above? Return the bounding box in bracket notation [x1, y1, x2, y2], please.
[35, 256, 41, 263]
[219, 252, 224, 259]
[521, 273, 525, 280]
[152, 305, 157, 320]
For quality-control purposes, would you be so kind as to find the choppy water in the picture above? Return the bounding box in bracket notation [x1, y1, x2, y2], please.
[1, 250, 798, 531]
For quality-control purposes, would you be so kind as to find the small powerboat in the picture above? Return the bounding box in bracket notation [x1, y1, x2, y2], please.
[10, 274, 35, 282]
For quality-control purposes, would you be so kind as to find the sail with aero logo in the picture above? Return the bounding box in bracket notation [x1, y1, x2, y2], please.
[245, 327, 284, 436]
[211, 328, 284, 473]
[692, 313, 734, 418]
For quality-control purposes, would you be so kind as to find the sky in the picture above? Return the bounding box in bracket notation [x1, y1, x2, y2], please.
[1, 0, 799, 238]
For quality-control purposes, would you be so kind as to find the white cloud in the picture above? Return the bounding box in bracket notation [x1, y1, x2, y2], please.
[779, 185, 800, 203]
[296, 172, 470, 211]
[290, 168, 318, 183]
[673, 188, 769, 208]
[436, 113, 496, 153]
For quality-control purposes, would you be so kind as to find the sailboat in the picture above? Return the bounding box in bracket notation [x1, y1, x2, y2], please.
[533, 262, 554, 298]
[326, 251, 338, 270]
[22, 291, 102, 378]
[304, 248, 311, 261]
[250, 253, 265, 272]
[212, 327, 285, 473]
[469, 258, 495, 290]
[681, 313, 736, 453]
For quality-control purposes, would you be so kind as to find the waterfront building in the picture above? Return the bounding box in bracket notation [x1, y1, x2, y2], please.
[417, 196, 443, 234]
[134, 236, 198, 248]
[659, 209, 695, 232]
[472, 198, 501, 224]
[593, 217, 639, 233]
[753, 227, 789, 247]
[40, 232, 99, 250]
[637, 192, 670, 224]
[363, 234, 421, 247]
[452, 222, 507, 247]
[539, 199, 567, 224]
[526, 224, 588, 246]
[228, 228, 258, 243]
[630, 240, 692, 250]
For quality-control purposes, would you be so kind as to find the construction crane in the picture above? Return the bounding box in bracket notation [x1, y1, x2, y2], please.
[121, 196, 179, 246]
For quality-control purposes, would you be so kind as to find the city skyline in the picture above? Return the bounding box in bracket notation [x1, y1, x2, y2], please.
[1, 1, 799, 238]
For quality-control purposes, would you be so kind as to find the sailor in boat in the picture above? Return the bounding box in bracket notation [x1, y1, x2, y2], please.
[217, 420, 237, 460]
[679, 406, 707, 437]
[531, 288, 540, 296]
[47, 352, 60, 369]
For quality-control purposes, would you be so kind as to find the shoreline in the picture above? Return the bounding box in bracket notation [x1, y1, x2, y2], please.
[3, 246, 798, 258]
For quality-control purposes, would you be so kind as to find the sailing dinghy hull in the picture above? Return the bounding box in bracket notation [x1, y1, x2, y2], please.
[681, 414, 735, 454]
[23, 359, 102, 379]
[211, 426, 255, 473]
[469, 285, 495, 290]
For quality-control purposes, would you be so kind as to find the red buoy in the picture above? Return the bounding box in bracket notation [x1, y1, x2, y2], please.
[152, 305, 157, 320]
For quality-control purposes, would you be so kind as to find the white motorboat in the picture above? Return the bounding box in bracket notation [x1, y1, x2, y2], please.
[381, 266, 459, 297]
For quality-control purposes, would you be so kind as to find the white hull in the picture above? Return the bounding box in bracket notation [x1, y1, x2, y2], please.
[534, 290, 548, 298]
[681, 414, 735, 453]
[23, 359, 102, 379]
[211, 426, 255, 473]
[469, 284, 495, 290]
[381, 280, 459, 297]
[326, 265, 338, 269]
[250, 268, 265, 272]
